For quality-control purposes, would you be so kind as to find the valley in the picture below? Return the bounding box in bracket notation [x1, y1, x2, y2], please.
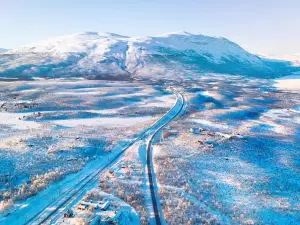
[0, 31, 299, 225]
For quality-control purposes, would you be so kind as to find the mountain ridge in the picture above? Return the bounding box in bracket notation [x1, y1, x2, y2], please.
[0, 31, 298, 80]
[0, 48, 8, 53]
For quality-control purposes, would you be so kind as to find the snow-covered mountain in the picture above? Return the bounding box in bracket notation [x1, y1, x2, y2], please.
[260, 53, 300, 67]
[0, 32, 297, 80]
[0, 48, 8, 53]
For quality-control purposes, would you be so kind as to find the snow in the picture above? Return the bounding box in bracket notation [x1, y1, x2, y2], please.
[191, 118, 230, 130]
[260, 53, 300, 66]
[0, 31, 289, 80]
[138, 95, 176, 108]
[8, 32, 128, 54]
[52, 116, 155, 128]
[97, 93, 183, 225]
[0, 79, 174, 222]
[0, 112, 41, 130]
[0, 31, 299, 224]
[274, 72, 300, 92]
[143, 31, 263, 64]
[70, 189, 141, 225]
[1, 145, 128, 225]
[150, 74, 300, 224]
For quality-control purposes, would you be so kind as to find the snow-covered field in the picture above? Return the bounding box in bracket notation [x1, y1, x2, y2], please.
[153, 74, 300, 224]
[99, 139, 150, 224]
[0, 79, 174, 216]
[0, 72, 299, 225]
[274, 72, 300, 92]
[56, 189, 140, 225]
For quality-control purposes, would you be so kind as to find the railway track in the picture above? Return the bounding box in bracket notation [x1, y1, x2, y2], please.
[25, 91, 185, 225]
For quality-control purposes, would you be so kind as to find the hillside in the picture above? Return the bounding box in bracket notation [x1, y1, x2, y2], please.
[0, 32, 297, 80]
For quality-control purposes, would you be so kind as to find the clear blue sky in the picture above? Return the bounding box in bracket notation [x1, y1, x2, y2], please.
[1, 0, 299, 56]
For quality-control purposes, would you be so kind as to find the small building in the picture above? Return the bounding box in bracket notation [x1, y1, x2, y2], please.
[77, 202, 90, 211]
[205, 139, 218, 146]
[189, 127, 204, 134]
[89, 214, 102, 225]
[101, 210, 123, 224]
[68, 214, 102, 225]
[108, 211, 123, 224]
[99, 201, 110, 211]
[63, 208, 74, 218]
[215, 132, 232, 139]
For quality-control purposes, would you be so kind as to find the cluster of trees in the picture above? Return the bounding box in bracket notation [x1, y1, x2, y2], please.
[0, 199, 13, 212]
[154, 138, 225, 225]
[84, 189, 122, 210]
[159, 187, 220, 225]
[154, 130, 275, 225]
[0, 166, 81, 212]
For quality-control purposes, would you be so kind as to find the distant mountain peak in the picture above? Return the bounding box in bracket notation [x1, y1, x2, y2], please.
[158, 31, 193, 36]
[76, 31, 129, 38]
[0, 31, 297, 80]
[0, 48, 8, 53]
[259, 53, 300, 66]
[78, 31, 99, 36]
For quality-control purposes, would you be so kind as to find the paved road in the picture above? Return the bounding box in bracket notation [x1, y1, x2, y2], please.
[24, 91, 184, 225]
[147, 92, 185, 225]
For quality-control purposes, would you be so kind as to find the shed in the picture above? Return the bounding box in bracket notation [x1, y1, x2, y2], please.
[99, 201, 110, 211]
[189, 127, 204, 134]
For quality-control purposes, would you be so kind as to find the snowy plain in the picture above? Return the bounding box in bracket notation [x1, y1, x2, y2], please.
[153, 74, 300, 225]
[0, 79, 175, 224]
[274, 72, 300, 92]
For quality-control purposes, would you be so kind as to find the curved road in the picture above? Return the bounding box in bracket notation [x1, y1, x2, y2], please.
[22, 91, 185, 225]
[147, 92, 184, 225]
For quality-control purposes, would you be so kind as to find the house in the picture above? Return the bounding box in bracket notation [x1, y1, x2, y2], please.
[108, 211, 123, 224]
[205, 139, 218, 146]
[66, 213, 102, 225]
[89, 214, 102, 225]
[215, 132, 243, 140]
[101, 210, 123, 224]
[77, 200, 111, 212]
[99, 201, 110, 211]
[189, 127, 204, 134]
[63, 208, 74, 218]
[77, 202, 90, 211]
[215, 132, 233, 139]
